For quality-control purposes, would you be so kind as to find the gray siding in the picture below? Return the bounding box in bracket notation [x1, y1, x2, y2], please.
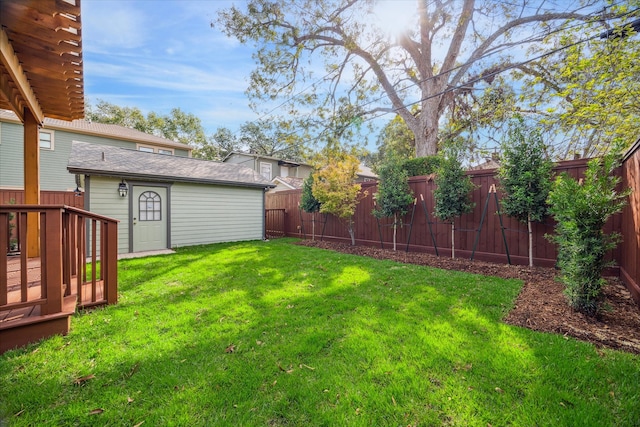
[225, 154, 256, 168]
[292, 165, 312, 179]
[0, 122, 190, 191]
[224, 153, 313, 179]
[88, 176, 130, 254]
[171, 183, 264, 246]
[0, 122, 23, 189]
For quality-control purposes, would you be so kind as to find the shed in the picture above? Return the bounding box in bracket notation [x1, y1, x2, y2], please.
[68, 142, 274, 254]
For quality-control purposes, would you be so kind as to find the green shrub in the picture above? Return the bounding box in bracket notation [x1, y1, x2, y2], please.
[498, 117, 553, 266]
[300, 173, 321, 213]
[401, 156, 441, 177]
[372, 154, 414, 250]
[433, 143, 475, 259]
[546, 148, 631, 316]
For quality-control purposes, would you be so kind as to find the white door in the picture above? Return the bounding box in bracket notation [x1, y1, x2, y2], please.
[132, 186, 167, 252]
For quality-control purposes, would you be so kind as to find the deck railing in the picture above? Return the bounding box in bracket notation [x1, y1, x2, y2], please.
[0, 205, 118, 318]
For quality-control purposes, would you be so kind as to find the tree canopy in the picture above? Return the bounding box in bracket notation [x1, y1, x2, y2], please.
[516, 2, 640, 158]
[215, 0, 626, 158]
[86, 100, 309, 161]
[311, 144, 367, 245]
[86, 100, 206, 147]
[498, 117, 553, 225]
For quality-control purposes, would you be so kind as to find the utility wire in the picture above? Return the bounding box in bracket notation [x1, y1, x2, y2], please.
[223, 2, 637, 148]
[357, 8, 639, 126]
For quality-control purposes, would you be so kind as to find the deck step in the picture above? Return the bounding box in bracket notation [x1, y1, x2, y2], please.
[0, 295, 77, 353]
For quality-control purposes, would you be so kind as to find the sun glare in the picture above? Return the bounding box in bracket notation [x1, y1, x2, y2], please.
[372, 0, 417, 37]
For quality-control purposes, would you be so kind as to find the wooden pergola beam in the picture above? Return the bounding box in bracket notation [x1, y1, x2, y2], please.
[0, 28, 44, 124]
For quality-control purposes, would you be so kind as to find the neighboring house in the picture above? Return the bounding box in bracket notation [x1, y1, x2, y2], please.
[356, 164, 378, 183]
[222, 151, 377, 192]
[67, 143, 273, 254]
[1, 109, 274, 254]
[0, 109, 191, 192]
[271, 176, 306, 193]
[469, 153, 500, 171]
[223, 152, 313, 182]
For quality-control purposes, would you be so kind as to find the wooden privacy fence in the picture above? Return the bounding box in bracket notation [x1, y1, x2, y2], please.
[266, 153, 640, 306]
[620, 140, 640, 305]
[267, 159, 605, 266]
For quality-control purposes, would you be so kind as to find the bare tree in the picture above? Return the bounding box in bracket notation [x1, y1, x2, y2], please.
[216, 0, 615, 156]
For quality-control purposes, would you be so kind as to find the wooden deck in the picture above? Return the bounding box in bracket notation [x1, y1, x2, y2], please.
[1, 256, 106, 324]
[1, 205, 118, 353]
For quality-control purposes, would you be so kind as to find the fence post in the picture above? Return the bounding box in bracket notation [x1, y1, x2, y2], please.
[104, 220, 118, 305]
[41, 209, 64, 315]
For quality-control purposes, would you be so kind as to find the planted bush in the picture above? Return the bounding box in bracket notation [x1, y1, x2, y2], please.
[401, 156, 441, 177]
[300, 173, 322, 240]
[372, 154, 414, 251]
[546, 148, 631, 316]
[498, 117, 553, 267]
[433, 143, 475, 259]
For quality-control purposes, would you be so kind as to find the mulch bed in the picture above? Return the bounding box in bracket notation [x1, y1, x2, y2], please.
[296, 240, 640, 354]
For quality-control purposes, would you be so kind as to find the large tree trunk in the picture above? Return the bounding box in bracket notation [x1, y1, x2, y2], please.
[403, 99, 441, 157]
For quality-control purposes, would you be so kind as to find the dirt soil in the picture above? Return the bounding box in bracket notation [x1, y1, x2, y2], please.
[296, 240, 640, 354]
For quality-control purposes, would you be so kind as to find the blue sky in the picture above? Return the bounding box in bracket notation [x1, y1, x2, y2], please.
[83, 1, 259, 138]
[80, 0, 611, 156]
[81, 0, 421, 151]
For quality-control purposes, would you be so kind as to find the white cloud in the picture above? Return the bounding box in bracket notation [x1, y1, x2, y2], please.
[85, 55, 248, 93]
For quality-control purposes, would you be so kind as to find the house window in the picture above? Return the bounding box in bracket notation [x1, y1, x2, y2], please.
[138, 191, 161, 221]
[138, 146, 154, 153]
[281, 166, 289, 177]
[260, 162, 272, 180]
[39, 130, 54, 150]
[158, 148, 173, 155]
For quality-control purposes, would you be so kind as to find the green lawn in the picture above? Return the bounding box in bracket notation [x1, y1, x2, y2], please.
[1, 239, 638, 426]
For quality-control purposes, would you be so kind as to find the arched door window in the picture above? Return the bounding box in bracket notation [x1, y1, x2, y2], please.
[138, 191, 161, 221]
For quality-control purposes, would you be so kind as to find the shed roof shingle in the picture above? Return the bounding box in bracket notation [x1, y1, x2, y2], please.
[67, 142, 273, 188]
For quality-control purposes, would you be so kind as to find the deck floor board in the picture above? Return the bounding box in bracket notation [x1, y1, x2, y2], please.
[2, 257, 106, 326]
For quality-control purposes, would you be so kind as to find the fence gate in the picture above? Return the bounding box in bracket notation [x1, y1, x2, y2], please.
[265, 209, 286, 239]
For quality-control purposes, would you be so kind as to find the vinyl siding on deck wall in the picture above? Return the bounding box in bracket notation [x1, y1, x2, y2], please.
[0, 121, 190, 191]
[171, 182, 263, 246]
[88, 176, 130, 254]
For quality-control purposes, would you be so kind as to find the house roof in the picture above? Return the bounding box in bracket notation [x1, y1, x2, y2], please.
[272, 176, 305, 190]
[223, 151, 309, 166]
[0, 0, 84, 122]
[223, 151, 378, 178]
[468, 158, 500, 171]
[67, 142, 273, 188]
[0, 109, 191, 152]
[357, 164, 377, 179]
